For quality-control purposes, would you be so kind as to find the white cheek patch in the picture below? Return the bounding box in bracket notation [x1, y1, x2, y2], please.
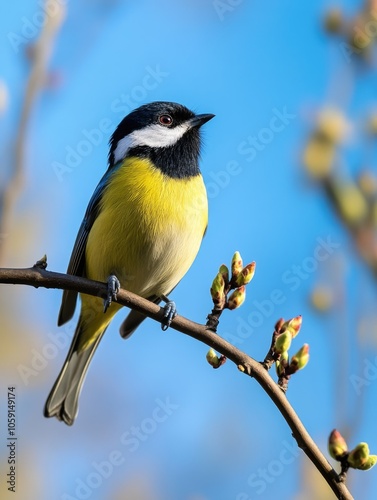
[113, 122, 190, 164]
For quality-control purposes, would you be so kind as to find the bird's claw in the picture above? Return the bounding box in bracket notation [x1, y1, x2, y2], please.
[104, 274, 120, 313]
[161, 300, 177, 331]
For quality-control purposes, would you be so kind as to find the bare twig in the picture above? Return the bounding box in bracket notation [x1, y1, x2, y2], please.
[0, 264, 353, 500]
[0, 2, 65, 265]
[322, 178, 377, 281]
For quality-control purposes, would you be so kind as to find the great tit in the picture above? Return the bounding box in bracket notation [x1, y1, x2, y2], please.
[44, 101, 214, 425]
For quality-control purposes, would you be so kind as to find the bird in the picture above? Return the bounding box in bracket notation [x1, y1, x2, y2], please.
[44, 101, 214, 425]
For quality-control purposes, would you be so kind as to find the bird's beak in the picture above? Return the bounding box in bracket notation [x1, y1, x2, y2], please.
[189, 113, 215, 128]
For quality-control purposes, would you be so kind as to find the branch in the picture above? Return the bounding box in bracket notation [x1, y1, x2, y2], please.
[0, 2, 65, 265]
[322, 177, 377, 281]
[0, 264, 353, 500]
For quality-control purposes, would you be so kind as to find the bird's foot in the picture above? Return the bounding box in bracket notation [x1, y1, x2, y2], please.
[161, 295, 177, 331]
[104, 274, 120, 313]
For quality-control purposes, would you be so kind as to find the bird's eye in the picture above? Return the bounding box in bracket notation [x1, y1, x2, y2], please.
[159, 114, 173, 126]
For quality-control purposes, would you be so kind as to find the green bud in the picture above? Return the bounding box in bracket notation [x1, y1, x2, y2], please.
[348, 443, 370, 469]
[334, 181, 368, 226]
[323, 8, 344, 34]
[357, 455, 377, 471]
[211, 272, 224, 293]
[231, 251, 243, 279]
[328, 429, 348, 460]
[275, 360, 282, 376]
[280, 315, 302, 338]
[303, 135, 335, 179]
[206, 349, 220, 369]
[275, 351, 289, 377]
[210, 272, 226, 309]
[280, 350, 289, 363]
[227, 286, 246, 310]
[275, 318, 285, 333]
[219, 264, 229, 285]
[274, 331, 292, 355]
[236, 262, 256, 286]
[290, 344, 310, 371]
[287, 315, 302, 337]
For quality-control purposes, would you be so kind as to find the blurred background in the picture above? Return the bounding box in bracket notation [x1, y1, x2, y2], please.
[2, 0, 377, 498]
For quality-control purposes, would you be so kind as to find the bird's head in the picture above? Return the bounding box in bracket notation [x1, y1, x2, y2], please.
[108, 101, 214, 177]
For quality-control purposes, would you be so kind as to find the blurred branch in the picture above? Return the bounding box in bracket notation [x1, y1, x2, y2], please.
[0, 2, 65, 265]
[303, 107, 377, 280]
[0, 264, 353, 500]
[322, 177, 377, 279]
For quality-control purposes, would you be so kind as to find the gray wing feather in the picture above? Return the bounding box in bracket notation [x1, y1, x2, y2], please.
[119, 296, 161, 339]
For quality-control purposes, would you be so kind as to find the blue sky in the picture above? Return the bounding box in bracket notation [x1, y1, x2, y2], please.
[1, 0, 377, 499]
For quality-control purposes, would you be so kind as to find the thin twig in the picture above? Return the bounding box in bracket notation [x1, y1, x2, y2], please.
[0, 265, 354, 500]
[0, 2, 65, 265]
[322, 178, 377, 280]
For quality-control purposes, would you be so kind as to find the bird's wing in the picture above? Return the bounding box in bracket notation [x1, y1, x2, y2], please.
[119, 296, 161, 339]
[57, 166, 115, 326]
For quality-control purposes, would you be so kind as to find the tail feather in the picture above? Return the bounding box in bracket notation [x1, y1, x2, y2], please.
[119, 310, 148, 339]
[120, 296, 161, 339]
[44, 319, 106, 426]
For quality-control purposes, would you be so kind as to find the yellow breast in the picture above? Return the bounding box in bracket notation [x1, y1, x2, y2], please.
[85, 157, 208, 298]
